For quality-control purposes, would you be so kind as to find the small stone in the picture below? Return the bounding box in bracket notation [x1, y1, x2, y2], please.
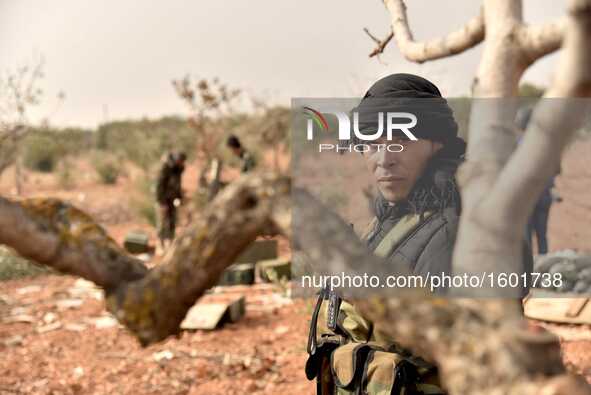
[32, 379, 48, 388]
[16, 285, 41, 295]
[152, 350, 174, 362]
[73, 366, 84, 379]
[0, 294, 11, 305]
[43, 312, 58, 324]
[6, 314, 35, 324]
[573, 280, 589, 294]
[73, 278, 96, 290]
[579, 268, 591, 282]
[64, 323, 87, 332]
[55, 299, 84, 310]
[549, 262, 579, 292]
[36, 321, 62, 333]
[274, 325, 289, 335]
[87, 315, 118, 329]
[574, 256, 591, 271]
[10, 307, 29, 316]
[3, 335, 23, 347]
[68, 280, 103, 300]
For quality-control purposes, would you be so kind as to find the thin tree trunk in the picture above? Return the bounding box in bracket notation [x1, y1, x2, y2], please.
[15, 153, 22, 196]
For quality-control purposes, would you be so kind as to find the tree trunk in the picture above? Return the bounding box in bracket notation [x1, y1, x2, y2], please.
[14, 153, 22, 196]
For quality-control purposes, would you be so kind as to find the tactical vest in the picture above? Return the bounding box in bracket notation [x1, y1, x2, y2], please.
[306, 213, 445, 395]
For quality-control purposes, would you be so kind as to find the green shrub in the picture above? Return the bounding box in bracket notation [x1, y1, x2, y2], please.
[23, 133, 62, 172]
[93, 156, 120, 184]
[57, 159, 75, 189]
[135, 199, 157, 227]
[132, 175, 157, 226]
[95, 116, 195, 171]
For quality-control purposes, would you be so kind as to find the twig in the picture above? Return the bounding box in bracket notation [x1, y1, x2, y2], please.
[364, 28, 394, 58]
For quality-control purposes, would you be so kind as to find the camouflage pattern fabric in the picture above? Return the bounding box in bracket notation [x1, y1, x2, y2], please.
[306, 213, 446, 394]
[156, 203, 177, 241]
[155, 157, 184, 241]
[156, 159, 184, 204]
[240, 150, 256, 173]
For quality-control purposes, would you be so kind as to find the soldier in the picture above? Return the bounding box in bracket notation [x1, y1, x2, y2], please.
[226, 134, 256, 173]
[305, 74, 533, 394]
[155, 151, 186, 253]
[515, 107, 562, 255]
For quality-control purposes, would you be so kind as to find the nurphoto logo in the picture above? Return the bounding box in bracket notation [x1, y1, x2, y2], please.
[302, 106, 418, 153]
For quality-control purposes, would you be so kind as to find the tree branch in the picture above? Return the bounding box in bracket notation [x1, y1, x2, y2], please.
[0, 197, 149, 289]
[107, 174, 290, 345]
[292, 188, 414, 284]
[494, 0, 591, 221]
[364, 28, 395, 58]
[0, 173, 290, 345]
[519, 18, 567, 64]
[383, 0, 484, 63]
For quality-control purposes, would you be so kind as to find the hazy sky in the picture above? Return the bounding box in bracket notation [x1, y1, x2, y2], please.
[0, 0, 567, 128]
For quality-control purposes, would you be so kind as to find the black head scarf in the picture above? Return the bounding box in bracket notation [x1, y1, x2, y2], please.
[351, 73, 464, 154]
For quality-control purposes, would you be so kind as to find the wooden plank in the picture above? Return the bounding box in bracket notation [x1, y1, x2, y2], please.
[181, 295, 246, 330]
[525, 295, 591, 324]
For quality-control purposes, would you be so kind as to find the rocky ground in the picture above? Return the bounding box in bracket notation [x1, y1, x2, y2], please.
[0, 276, 313, 395]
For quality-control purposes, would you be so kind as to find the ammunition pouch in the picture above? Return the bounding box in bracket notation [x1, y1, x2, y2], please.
[306, 214, 445, 394]
[306, 339, 443, 394]
[306, 288, 444, 394]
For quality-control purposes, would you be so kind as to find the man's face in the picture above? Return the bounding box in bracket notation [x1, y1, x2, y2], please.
[364, 137, 442, 203]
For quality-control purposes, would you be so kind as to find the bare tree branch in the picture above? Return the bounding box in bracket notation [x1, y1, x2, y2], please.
[452, 0, 530, 287]
[0, 196, 149, 289]
[364, 27, 382, 45]
[0, 173, 290, 345]
[382, 0, 484, 63]
[494, 0, 591, 222]
[519, 18, 567, 64]
[364, 28, 394, 58]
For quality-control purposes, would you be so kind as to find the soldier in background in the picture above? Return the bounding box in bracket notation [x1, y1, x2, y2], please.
[515, 107, 562, 255]
[155, 151, 186, 254]
[226, 134, 256, 173]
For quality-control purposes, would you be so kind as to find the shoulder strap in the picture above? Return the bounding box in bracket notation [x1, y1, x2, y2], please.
[373, 212, 433, 258]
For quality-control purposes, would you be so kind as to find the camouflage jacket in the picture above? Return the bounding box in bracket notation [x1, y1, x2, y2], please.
[306, 210, 452, 394]
[156, 159, 184, 204]
[240, 150, 256, 173]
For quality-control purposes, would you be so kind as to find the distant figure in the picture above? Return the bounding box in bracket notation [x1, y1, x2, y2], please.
[528, 177, 560, 254]
[516, 107, 562, 255]
[155, 151, 186, 253]
[226, 135, 256, 173]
